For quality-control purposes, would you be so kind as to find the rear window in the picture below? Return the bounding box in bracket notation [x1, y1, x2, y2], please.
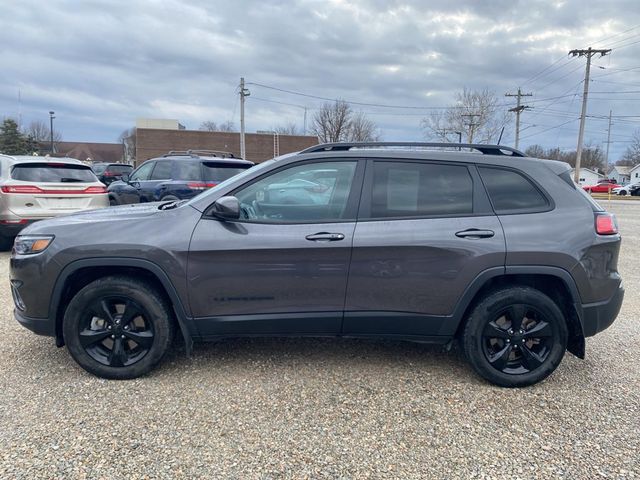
[107, 165, 132, 175]
[203, 163, 250, 182]
[478, 166, 549, 213]
[92, 164, 107, 174]
[11, 163, 97, 183]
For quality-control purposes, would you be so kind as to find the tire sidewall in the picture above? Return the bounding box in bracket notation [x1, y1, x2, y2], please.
[63, 277, 173, 379]
[463, 287, 568, 388]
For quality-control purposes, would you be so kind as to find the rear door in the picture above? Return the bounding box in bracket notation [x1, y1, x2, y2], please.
[343, 159, 505, 337]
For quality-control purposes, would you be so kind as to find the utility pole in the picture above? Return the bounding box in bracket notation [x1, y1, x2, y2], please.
[49, 111, 55, 154]
[605, 110, 613, 164]
[505, 88, 532, 150]
[462, 114, 480, 144]
[569, 47, 611, 183]
[303, 107, 308, 135]
[239, 77, 250, 159]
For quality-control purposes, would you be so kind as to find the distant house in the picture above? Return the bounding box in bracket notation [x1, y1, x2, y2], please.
[571, 168, 604, 186]
[53, 142, 124, 164]
[607, 165, 631, 184]
[629, 164, 640, 184]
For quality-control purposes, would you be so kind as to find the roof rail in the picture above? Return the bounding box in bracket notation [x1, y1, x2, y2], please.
[299, 142, 525, 157]
[164, 149, 235, 158]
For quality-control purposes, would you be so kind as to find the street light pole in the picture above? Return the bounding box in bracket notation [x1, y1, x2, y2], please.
[49, 111, 55, 154]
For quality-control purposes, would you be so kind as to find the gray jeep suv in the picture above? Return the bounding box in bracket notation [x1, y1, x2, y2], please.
[10, 142, 624, 387]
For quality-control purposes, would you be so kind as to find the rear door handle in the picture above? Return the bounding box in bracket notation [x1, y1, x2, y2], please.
[305, 232, 345, 242]
[455, 229, 495, 239]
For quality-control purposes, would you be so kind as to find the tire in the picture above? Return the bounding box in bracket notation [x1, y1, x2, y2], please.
[109, 196, 119, 206]
[0, 236, 13, 251]
[160, 195, 180, 202]
[619, 190, 627, 196]
[63, 276, 174, 379]
[461, 287, 568, 388]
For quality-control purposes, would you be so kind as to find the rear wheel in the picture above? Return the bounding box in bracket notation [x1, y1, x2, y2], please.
[63, 276, 174, 379]
[462, 287, 568, 388]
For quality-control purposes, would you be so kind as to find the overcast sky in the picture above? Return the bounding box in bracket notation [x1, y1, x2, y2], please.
[2, 0, 640, 162]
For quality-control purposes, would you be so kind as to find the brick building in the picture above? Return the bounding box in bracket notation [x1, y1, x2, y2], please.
[134, 128, 318, 165]
[55, 141, 124, 163]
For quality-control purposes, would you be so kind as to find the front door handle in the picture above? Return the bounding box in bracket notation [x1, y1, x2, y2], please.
[305, 232, 345, 242]
[455, 229, 495, 239]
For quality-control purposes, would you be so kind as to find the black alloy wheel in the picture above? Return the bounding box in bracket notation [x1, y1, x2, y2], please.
[462, 287, 568, 388]
[79, 297, 154, 367]
[481, 304, 554, 375]
[63, 276, 174, 379]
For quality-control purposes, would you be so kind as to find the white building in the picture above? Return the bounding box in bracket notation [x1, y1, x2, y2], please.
[571, 168, 604, 186]
[607, 165, 631, 184]
[629, 164, 640, 184]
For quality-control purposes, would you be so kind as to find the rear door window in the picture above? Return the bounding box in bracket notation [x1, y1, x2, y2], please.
[174, 161, 202, 181]
[11, 163, 97, 183]
[203, 162, 251, 183]
[365, 161, 474, 218]
[478, 167, 549, 213]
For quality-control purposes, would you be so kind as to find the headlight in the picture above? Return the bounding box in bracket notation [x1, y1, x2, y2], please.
[13, 235, 55, 255]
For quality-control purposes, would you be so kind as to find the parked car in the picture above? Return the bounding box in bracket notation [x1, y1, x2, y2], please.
[612, 182, 640, 196]
[582, 181, 621, 193]
[0, 154, 108, 249]
[630, 184, 640, 196]
[91, 163, 133, 186]
[107, 150, 253, 205]
[10, 142, 623, 387]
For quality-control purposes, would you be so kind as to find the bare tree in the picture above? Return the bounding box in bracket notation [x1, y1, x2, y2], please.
[618, 130, 640, 166]
[199, 120, 236, 132]
[311, 100, 381, 143]
[24, 120, 62, 143]
[273, 122, 301, 136]
[118, 127, 136, 164]
[524, 143, 605, 171]
[421, 88, 509, 144]
[348, 112, 380, 141]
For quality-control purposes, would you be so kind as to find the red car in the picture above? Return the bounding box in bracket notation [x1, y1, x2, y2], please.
[583, 181, 621, 193]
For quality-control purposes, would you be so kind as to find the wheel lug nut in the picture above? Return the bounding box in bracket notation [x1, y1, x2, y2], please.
[110, 335, 115, 339]
[506, 339, 510, 343]
[121, 335, 126, 339]
[107, 325, 112, 330]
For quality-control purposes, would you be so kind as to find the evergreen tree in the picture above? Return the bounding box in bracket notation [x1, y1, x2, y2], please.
[0, 119, 34, 155]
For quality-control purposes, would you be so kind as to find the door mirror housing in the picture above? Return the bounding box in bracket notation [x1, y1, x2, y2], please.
[211, 196, 241, 220]
[121, 173, 130, 183]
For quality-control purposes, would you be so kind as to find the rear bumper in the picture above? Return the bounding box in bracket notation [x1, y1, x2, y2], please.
[581, 283, 625, 337]
[14, 309, 56, 337]
[0, 220, 36, 239]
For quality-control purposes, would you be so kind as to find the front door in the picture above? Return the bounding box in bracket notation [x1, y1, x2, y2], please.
[187, 159, 363, 337]
[343, 159, 505, 337]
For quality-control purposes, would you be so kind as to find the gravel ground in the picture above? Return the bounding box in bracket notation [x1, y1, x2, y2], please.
[0, 203, 639, 479]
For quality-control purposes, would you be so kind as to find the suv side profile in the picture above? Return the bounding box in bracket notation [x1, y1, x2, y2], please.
[10, 142, 623, 387]
[107, 150, 253, 205]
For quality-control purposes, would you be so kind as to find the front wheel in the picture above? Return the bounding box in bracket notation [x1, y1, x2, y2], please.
[462, 287, 568, 388]
[63, 276, 174, 379]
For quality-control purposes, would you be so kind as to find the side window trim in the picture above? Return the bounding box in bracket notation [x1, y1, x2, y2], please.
[205, 158, 366, 224]
[357, 158, 482, 221]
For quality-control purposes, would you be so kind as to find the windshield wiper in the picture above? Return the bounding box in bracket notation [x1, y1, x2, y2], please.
[159, 199, 187, 210]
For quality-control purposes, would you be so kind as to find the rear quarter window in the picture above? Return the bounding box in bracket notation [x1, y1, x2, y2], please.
[478, 166, 549, 213]
[11, 163, 97, 183]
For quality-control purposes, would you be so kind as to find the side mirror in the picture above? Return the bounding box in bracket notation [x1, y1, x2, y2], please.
[121, 173, 130, 183]
[211, 196, 240, 220]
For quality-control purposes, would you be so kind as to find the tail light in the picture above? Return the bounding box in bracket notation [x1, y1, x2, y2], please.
[187, 182, 218, 190]
[0, 219, 28, 225]
[1, 185, 107, 194]
[595, 213, 618, 235]
[103, 171, 116, 177]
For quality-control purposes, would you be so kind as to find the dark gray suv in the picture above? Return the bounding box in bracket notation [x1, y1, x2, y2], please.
[10, 142, 624, 387]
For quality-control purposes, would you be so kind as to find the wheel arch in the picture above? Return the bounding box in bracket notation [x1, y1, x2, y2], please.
[452, 266, 585, 359]
[50, 258, 193, 354]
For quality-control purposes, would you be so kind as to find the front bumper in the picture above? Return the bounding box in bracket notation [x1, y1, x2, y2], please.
[14, 309, 55, 337]
[581, 283, 625, 337]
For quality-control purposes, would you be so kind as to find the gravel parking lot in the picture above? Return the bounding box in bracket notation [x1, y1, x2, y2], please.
[1, 202, 639, 479]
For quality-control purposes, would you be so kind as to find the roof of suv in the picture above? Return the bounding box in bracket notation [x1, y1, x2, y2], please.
[0, 154, 83, 165]
[290, 142, 571, 176]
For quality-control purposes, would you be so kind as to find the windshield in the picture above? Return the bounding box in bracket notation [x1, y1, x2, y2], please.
[186, 159, 274, 206]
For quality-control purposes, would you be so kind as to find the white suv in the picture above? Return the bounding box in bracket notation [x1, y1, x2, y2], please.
[0, 155, 109, 249]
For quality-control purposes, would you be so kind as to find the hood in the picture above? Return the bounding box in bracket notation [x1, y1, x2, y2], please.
[20, 202, 169, 233]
